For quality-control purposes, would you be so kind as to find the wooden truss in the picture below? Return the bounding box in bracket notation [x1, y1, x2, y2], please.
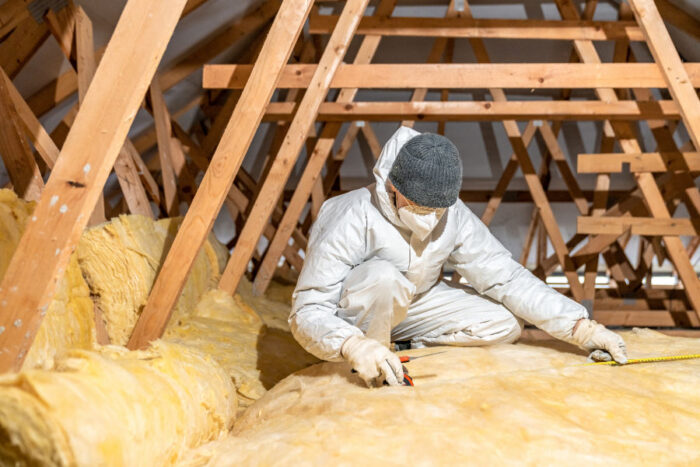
[0, 0, 698, 370]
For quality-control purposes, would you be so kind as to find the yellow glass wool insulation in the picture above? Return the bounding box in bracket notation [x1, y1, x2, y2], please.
[166, 289, 319, 408]
[0, 341, 237, 466]
[0, 189, 96, 370]
[236, 277, 296, 331]
[184, 329, 700, 466]
[77, 215, 228, 345]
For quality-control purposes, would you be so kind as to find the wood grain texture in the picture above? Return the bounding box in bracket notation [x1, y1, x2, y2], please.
[127, 0, 314, 350]
[0, 0, 189, 372]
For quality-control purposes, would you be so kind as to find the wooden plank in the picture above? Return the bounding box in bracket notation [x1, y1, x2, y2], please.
[45, 3, 77, 61]
[538, 122, 589, 215]
[25, 0, 277, 119]
[127, 0, 314, 351]
[458, 1, 583, 298]
[73, 5, 106, 226]
[578, 152, 700, 173]
[309, 15, 644, 41]
[0, 70, 43, 201]
[259, 100, 682, 121]
[203, 62, 700, 90]
[0, 67, 58, 168]
[169, 135, 198, 200]
[0, 0, 189, 372]
[113, 147, 154, 219]
[219, 0, 370, 295]
[0, 15, 49, 78]
[123, 139, 161, 205]
[557, 0, 700, 316]
[0, 0, 30, 38]
[75, 6, 95, 103]
[577, 216, 698, 236]
[629, 0, 700, 151]
[45, 7, 151, 223]
[402, 0, 456, 129]
[149, 80, 179, 216]
[251, 0, 398, 295]
[595, 310, 700, 327]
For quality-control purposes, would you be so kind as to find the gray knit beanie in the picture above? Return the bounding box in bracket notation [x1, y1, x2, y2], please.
[388, 133, 462, 208]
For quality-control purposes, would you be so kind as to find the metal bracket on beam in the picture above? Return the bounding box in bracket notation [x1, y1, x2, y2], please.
[27, 0, 68, 23]
[454, 0, 465, 12]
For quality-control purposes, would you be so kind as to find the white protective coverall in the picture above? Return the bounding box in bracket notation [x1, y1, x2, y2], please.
[290, 127, 588, 362]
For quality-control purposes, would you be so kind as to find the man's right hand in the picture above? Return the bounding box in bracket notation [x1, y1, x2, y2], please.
[341, 335, 404, 387]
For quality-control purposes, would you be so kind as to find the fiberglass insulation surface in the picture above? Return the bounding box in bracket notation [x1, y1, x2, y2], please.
[0, 341, 237, 466]
[77, 214, 230, 346]
[185, 329, 700, 466]
[0, 195, 317, 465]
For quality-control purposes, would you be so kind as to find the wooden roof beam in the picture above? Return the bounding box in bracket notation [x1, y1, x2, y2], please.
[310, 15, 645, 41]
[629, 0, 700, 152]
[0, 67, 43, 201]
[251, 0, 399, 296]
[578, 152, 700, 173]
[217, 0, 371, 296]
[556, 0, 700, 315]
[256, 100, 682, 121]
[25, 0, 278, 118]
[0, 0, 190, 373]
[127, 0, 314, 350]
[0, 14, 49, 78]
[204, 62, 700, 90]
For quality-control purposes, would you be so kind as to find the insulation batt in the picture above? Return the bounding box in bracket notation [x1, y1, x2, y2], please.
[0, 341, 236, 465]
[0, 189, 96, 370]
[77, 214, 229, 345]
[0, 287, 313, 465]
[0, 207, 317, 465]
[184, 329, 700, 466]
[166, 288, 319, 408]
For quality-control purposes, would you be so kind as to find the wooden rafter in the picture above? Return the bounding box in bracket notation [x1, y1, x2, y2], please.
[203, 63, 700, 90]
[128, 0, 314, 350]
[0, 0, 190, 372]
[251, 0, 399, 295]
[217, 0, 372, 295]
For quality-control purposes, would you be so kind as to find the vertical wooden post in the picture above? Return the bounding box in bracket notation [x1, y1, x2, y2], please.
[127, 0, 314, 350]
[0, 0, 189, 372]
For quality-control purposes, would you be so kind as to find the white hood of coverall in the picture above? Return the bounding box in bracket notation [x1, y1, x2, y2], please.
[290, 127, 587, 362]
[372, 126, 420, 228]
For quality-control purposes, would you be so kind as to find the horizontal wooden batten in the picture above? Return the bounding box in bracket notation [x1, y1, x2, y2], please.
[577, 216, 699, 236]
[594, 311, 700, 328]
[252, 100, 681, 122]
[308, 15, 645, 41]
[577, 152, 700, 173]
[203, 63, 700, 90]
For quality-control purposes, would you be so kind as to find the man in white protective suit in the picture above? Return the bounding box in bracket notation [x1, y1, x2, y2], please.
[290, 127, 627, 387]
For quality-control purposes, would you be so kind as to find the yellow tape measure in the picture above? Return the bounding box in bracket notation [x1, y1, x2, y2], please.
[588, 354, 700, 366]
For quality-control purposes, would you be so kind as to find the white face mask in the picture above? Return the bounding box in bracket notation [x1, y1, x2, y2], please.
[398, 205, 446, 241]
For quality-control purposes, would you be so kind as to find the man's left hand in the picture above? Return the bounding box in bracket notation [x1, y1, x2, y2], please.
[571, 319, 628, 364]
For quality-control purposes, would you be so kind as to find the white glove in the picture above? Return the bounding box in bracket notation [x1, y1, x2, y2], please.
[571, 319, 628, 364]
[341, 335, 403, 387]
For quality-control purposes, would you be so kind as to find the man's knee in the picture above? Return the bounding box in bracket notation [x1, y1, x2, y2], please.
[498, 312, 523, 344]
